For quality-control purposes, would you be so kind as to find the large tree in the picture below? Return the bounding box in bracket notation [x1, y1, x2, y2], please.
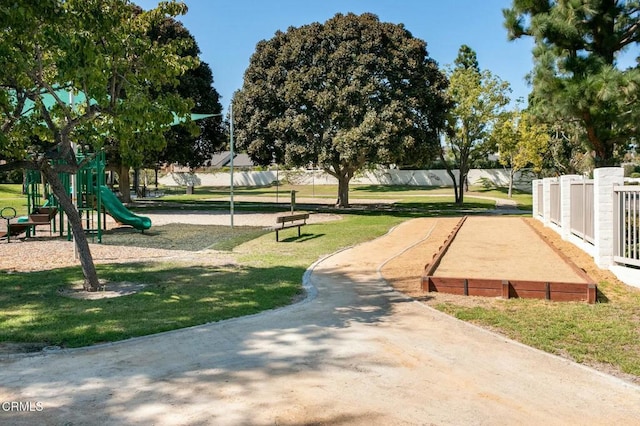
[102, 7, 224, 202]
[442, 45, 511, 205]
[504, 0, 640, 167]
[155, 60, 225, 169]
[233, 13, 449, 207]
[0, 0, 197, 290]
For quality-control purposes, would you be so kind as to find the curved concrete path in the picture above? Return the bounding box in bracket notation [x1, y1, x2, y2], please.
[1, 219, 640, 425]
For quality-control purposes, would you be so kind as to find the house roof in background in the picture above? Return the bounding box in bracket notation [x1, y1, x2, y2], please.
[206, 151, 255, 168]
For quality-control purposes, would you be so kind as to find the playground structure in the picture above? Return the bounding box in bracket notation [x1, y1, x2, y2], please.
[1, 150, 151, 243]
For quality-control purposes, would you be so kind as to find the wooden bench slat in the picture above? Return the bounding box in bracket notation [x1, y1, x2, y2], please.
[273, 213, 309, 241]
[276, 213, 309, 224]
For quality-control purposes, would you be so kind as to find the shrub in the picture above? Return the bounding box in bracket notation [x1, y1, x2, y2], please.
[0, 170, 23, 184]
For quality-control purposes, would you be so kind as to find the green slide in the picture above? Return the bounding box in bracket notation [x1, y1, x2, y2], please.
[98, 185, 152, 230]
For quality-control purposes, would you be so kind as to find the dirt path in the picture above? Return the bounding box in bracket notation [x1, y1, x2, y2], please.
[1, 218, 640, 425]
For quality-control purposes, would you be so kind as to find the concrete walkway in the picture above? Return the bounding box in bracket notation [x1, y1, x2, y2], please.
[1, 219, 639, 425]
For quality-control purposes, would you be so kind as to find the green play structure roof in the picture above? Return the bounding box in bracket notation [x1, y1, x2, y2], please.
[15, 87, 215, 125]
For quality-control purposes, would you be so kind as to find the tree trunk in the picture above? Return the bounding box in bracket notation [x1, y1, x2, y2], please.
[336, 174, 350, 207]
[583, 111, 614, 167]
[508, 168, 515, 198]
[118, 164, 131, 203]
[40, 164, 100, 291]
[457, 158, 469, 205]
[440, 148, 460, 204]
[457, 173, 466, 205]
[324, 164, 352, 208]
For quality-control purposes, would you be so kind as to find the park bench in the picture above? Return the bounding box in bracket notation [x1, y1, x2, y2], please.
[271, 212, 309, 242]
[6, 208, 58, 240]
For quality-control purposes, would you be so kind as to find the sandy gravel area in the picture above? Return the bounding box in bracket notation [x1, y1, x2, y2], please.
[141, 210, 341, 226]
[381, 217, 626, 302]
[0, 211, 340, 272]
[433, 216, 587, 282]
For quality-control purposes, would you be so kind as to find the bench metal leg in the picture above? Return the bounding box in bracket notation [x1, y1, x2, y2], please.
[274, 223, 305, 242]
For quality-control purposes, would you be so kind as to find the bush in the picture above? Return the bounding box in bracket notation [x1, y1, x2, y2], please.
[0, 170, 23, 184]
[477, 177, 496, 190]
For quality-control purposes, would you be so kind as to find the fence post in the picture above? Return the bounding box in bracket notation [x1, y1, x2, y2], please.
[560, 175, 580, 239]
[542, 177, 556, 227]
[593, 167, 624, 268]
[532, 179, 541, 219]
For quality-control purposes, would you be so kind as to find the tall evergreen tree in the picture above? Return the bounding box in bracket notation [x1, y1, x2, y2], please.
[504, 0, 640, 166]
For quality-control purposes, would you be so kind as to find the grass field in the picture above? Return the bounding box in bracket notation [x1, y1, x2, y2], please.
[156, 183, 533, 209]
[0, 184, 28, 216]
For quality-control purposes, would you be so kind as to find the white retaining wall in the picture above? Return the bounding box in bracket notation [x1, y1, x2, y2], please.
[159, 168, 535, 190]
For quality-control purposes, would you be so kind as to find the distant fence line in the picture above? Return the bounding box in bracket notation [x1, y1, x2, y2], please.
[159, 168, 535, 190]
[533, 168, 640, 288]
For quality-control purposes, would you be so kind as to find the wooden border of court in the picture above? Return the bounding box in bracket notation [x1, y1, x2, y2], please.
[421, 217, 597, 304]
[422, 216, 467, 277]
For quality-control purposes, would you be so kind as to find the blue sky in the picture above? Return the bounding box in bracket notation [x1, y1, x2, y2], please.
[135, 0, 535, 112]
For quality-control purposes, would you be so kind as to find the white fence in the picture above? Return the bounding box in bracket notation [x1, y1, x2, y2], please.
[160, 168, 536, 190]
[533, 168, 640, 288]
[614, 186, 640, 268]
[570, 180, 594, 244]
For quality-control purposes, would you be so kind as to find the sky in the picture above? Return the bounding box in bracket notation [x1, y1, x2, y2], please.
[135, 0, 535, 113]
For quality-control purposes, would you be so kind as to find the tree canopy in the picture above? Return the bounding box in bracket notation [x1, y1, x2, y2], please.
[105, 11, 226, 201]
[504, 0, 640, 167]
[0, 0, 197, 290]
[442, 45, 511, 204]
[492, 109, 550, 196]
[233, 12, 449, 207]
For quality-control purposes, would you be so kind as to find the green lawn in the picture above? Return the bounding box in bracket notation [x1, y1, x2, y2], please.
[0, 184, 28, 216]
[155, 183, 533, 211]
[1, 182, 532, 212]
[0, 214, 405, 348]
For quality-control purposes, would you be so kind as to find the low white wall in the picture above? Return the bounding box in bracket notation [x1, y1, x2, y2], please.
[159, 168, 535, 191]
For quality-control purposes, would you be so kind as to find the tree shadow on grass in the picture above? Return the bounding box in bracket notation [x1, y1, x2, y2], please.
[0, 262, 314, 347]
[101, 223, 269, 251]
[352, 184, 441, 193]
[596, 286, 610, 303]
